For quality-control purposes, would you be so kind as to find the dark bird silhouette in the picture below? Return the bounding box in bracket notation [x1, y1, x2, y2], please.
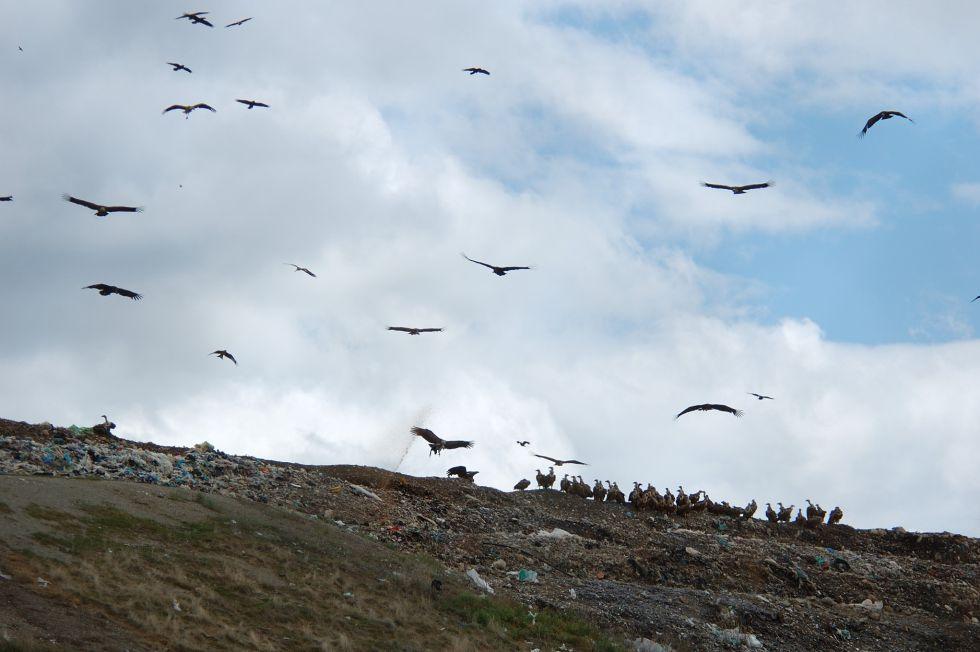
[461, 253, 531, 276]
[701, 181, 771, 194]
[284, 263, 316, 277]
[84, 284, 142, 300]
[388, 326, 443, 335]
[447, 466, 478, 480]
[532, 454, 587, 466]
[463, 67, 490, 75]
[859, 110, 913, 137]
[236, 99, 269, 109]
[0, 196, 11, 201]
[18, 46, 22, 52]
[516, 440, 530, 447]
[225, 17, 253, 28]
[167, 62, 192, 73]
[675, 404, 743, 419]
[410, 427, 474, 456]
[513, 478, 531, 491]
[63, 195, 142, 217]
[92, 415, 116, 437]
[748, 393, 773, 401]
[971, 295, 980, 303]
[827, 506, 844, 525]
[177, 12, 213, 27]
[163, 103, 216, 118]
[210, 350, 237, 365]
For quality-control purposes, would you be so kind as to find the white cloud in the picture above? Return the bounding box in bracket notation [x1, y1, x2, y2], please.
[950, 182, 980, 206]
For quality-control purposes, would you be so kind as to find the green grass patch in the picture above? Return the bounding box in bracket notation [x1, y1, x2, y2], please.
[23, 504, 76, 525]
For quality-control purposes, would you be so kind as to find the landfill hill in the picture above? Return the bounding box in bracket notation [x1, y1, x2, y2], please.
[0, 418, 978, 651]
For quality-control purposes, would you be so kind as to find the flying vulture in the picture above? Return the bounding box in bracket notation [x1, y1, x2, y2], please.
[859, 110, 913, 137]
[748, 393, 774, 401]
[410, 427, 474, 456]
[0, 196, 11, 201]
[163, 103, 216, 118]
[226, 17, 253, 28]
[167, 62, 192, 73]
[971, 295, 979, 303]
[461, 253, 531, 276]
[84, 284, 142, 300]
[516, 440, 530, 447]
[284, 263, 316, 277]
[388, 326, 443, 335]
[701, 181, 771, 194]
[533, 454, 587, 466]
[210, 350, 237, 365]
[675, 404, 743, 419]
[236, 99, 269, 109]
[177, 12, 213, 27]
[63, 195, 142, 217]
[447, 466, 479, 480]
[463, 67, 490, 75]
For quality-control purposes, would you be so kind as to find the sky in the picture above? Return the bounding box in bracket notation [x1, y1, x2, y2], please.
[1, 1, 978, 535]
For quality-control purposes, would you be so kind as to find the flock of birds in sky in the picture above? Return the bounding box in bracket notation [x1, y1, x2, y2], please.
[0, 10, 961, 514]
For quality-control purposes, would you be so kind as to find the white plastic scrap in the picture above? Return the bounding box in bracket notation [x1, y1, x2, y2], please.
[532, 528, 580, 540]
[350, 484, 382, 501]
[633, 639, 674, 652]
[465, 568, 495, 595]
[709, 625, 762, 649]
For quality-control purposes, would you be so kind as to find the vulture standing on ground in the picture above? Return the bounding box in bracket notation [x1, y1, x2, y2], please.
[92, 415, 116, 436]
[513, 478, 531, 491]
[0, 196, 11, 201]
[765, 502, 778, 523]
[463, 67, 490, 75]
[225, 17, 253, 27]
[675, 404, 743, 419]
[63, 195, 142, 217]
[701, 181, 771, 194]
[163, 103, 216, 118]
[84, 284, 142, 300]
[533, 454, 587, 466]
[210, 350, 237, 365]
[461, 253, 531, 276]
[387, 326, 443, 335]
[167, 62, 192, 73]
[748, 393, 773, 401]
[284, 263, 316, 277]
[236, 99, 269, 109]
[859, 110, 913, 137]
[410, 427, 474, 456]
[827, 506, 844, 525]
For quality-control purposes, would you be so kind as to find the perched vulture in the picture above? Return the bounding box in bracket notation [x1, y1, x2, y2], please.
[236, 99, 269, 109]
[513, 478, 531, 491]
[701, 181, 771, 194]
[859, 110, 913, 137]
[748, 393, 773, 401]
[210, 350, 237, 365]
[827, 506, 844, 525]
[0, 196, 11, 201]
[84, 284, 142, 300]
[163, 103, 216, 118]
[177, 12, 213, 27]
[463, 67, 490, 75]
[167, 62, 192, 73]
[388, 326, 443, 335]
[225, 17, 253, 28]
[284, 263, 316, 277]
[447, 466, 478, 480]
[461, 253, 531, 276]
[674, 404, 743, 419]
[410, 426, 473, 456]
[533, 454, 587, 466]
[92, 415, 116, 436]
[516, 440, 530, 447]
[63, 195, 142, 217]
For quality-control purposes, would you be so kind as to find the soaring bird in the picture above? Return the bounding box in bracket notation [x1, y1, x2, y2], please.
[463, 67, 490, 75]
[516, 440, 530, 447]
[225, 17, 253, 28]
[971, 295, 979, 303]
[0, 196, 11, 201]
[210, 350, 237, 365]
[461, 253, 531, 276]
[63, 195, 142, 217]
[163, 103, 216, 118]
[701, 181, 771, 194]
[859, 110, 913, 137]
[532, 454, 587, 467]
[410, 427, 474, 456]
[84, 284, 142, 300]
[675, 404, 743, 419]
[177, 12, 213, 27]
[284, 263, 316, 277]
[388, 326, 443, 335]
[236, 99, 269, 109]
[167, 62, 192, 73]
[748, 393, 774, 401]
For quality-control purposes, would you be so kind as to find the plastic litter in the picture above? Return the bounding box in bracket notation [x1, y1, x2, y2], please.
[518, 569, 539, 583]
[708, 625, 762, 648]
[350, 484, 382, 501]
[632, 639, 673, 652]
[532, 528, 579, 540]
[466, 568, 495, 594]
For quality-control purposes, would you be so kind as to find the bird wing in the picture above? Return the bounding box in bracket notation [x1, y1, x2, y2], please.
[236, 99, 250, 105]
[708, 404, 743, 417]
[887, 110, 913, 122]
[163, 105, 186, 114]
[388, 327, 412, 332]
[737, 182, 771, 191]
[442, 440, 474, 450]
[104, 205, 142, 213]
[252, 102, 270, 108]
[533, 454, 559, 464]
[193, 103, 216, 112]
[302, 268, 316, 277]
[461, 253, 496, 270]
[64, 195, 102, 211]
[167, 62, 181, 67]
[417, 328, 443, 333]
[497, 266, 532, 272]
[225, 352, 238, 365]
[226, 17, 253, 27]
[701, 182, 735, 191]
[196, 17, 214, 27]
[84, 284, 111, 291]
[113, 287, 142, 300]
[674, 404, 704, 419]
[0, 196, 11, 201]
[973, 296, 980, 302]
[748, 393, 761, 398]
[563, 459, 587, 465]
[410, 427, 443, 445]
[860, 113, 883, 136]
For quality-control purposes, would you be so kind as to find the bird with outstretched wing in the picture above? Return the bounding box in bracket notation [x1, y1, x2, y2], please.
[701, 181, 771, 194]
[859, 110, 913, 137]
[410, 427, 474, 456]
[64, 195, 142, 217]
[461, 253, 531, 276]
[84, 284, 142, 300]
[748, 393, 773, 401]
[675, 404, 743, 419]
[533, 454, 587, 466]
[388, 326, 443, 335]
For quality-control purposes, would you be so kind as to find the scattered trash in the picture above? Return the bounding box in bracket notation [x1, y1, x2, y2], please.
[532, 528, 579, 540]
[491, 559, 506, 570]
[518, 569, 539, 583]
[855, 598, 884, 612]
[343, 591, 354, 599]
[350, 484, 382, 501]
[466, 568, 494, 595]
[835, 627, 852, 640]
[172, 599, 182, 612]
[36, 577, 49, 588]
[684, 546, 701, 557]
[632, 638, 674, 652]
[193, 441, 215, 453]
[569, 588, 577, 599]
[708, 624, 763, 648]
[0, 570, 11, 581]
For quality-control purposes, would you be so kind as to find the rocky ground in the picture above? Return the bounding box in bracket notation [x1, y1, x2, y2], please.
[1, 417, 978, 651]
